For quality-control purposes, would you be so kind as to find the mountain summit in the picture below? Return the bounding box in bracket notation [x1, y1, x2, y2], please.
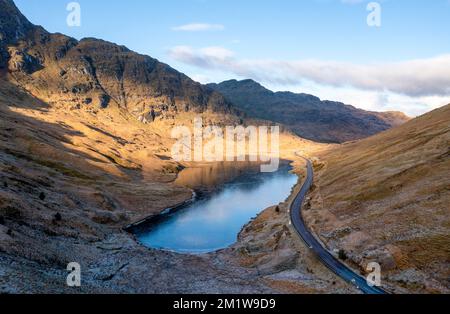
[0, 0, 237, 122]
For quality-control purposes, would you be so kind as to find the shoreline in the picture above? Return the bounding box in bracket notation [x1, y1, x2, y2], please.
[124, 160, 298, 255]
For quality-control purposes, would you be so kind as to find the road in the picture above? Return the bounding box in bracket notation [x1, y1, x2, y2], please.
[290, 158, 387, 294]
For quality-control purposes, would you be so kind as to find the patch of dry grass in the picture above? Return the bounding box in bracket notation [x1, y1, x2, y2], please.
[306, 104, 450, 293]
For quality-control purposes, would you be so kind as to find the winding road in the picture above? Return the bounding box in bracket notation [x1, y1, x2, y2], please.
[290, 158, 387, 294]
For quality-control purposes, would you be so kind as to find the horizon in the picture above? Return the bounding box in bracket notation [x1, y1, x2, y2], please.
[13, 0, 450, 116]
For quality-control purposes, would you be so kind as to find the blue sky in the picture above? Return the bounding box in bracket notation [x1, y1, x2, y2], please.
[14, 0, 450, 116]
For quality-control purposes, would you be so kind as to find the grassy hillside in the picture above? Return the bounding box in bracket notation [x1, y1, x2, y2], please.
[306, 104, 450, 293]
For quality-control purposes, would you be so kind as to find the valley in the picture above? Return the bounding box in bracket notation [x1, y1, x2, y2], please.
[0, 0, 448, 295]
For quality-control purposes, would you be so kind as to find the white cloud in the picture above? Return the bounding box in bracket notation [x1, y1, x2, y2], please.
[172, 23, 225, 32]
[190, 74, 211, 84]
[283, 82, 448, 117]
[168, 46, 234, 67]
[168, 46, 450, 98]
[168, 46, 450, 116]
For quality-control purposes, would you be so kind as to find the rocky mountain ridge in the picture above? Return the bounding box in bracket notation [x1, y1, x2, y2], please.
[208, 79, 410, 143]
[1, 0, 239, 125]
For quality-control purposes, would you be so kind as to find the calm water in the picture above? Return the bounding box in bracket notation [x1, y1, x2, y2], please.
[132, 162, 298, 254]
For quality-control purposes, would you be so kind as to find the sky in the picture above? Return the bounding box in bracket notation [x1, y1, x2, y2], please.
[14, 0, 450, 116]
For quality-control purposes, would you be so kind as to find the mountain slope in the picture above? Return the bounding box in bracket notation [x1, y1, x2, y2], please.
[306, 104, 450, 293]
[208, 79, 410, 143]
[0, 80, 273, 293]
[0, 0, 33, 69]
[0, 0, 346, 293]
[1, 0, 239, 124]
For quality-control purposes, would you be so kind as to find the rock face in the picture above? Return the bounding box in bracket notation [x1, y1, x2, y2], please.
[208, 79, 410, 143]
[0, 0, 237, 122]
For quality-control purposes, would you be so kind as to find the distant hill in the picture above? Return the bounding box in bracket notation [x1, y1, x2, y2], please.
[208, 79, 410, 143]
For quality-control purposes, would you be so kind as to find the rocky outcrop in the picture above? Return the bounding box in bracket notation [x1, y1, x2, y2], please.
[306, 104, 450, 293]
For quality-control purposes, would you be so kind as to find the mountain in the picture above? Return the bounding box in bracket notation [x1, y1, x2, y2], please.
[0, 0, 443, 294]
[208, 79, 410, 143]
[0, 0, 239, 124]
[0, 0, 337, 293]
[305, 104, 450, 293]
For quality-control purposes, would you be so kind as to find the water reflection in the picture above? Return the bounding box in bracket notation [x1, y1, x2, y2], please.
[175, 160, 263, 191]
[133, 161, 298, 254]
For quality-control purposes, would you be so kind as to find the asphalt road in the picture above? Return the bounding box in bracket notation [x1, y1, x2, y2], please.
[290, 158, 387, 294]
